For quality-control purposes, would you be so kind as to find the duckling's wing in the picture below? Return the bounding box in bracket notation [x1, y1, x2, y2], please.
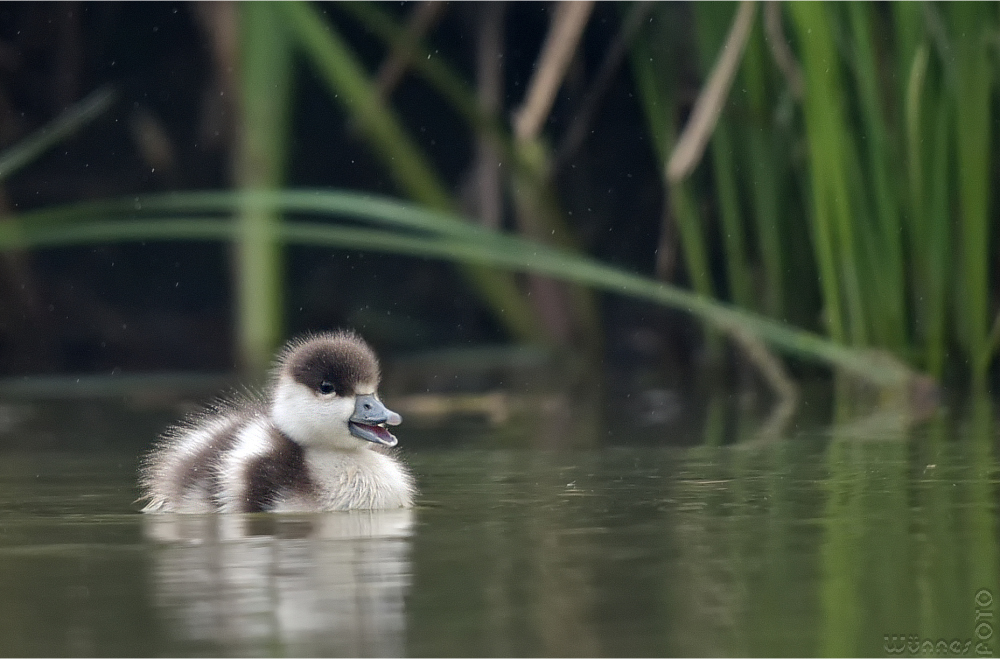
[139, 390, 266, 513]
[238, 427, 314, 513]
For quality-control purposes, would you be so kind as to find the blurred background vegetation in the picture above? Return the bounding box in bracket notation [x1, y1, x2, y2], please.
[0, 1, 998, 428]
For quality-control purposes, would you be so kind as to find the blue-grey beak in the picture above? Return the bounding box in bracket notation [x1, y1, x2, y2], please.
[348, 394, 402, 447]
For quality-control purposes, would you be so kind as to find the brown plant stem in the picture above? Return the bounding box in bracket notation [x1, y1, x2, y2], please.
[667, 0, 756, 183]
[763, 2, 804, 99]
[512, 1, 595, 142]
[374, 1, 447, 100]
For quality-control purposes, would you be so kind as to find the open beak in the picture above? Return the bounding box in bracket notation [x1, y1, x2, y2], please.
[348, 394, 402, 447]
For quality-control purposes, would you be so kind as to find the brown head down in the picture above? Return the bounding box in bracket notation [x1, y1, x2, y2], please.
[275, 331, 381, 397]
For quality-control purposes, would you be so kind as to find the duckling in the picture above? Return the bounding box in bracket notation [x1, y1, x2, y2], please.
[140, 331, 415, 513]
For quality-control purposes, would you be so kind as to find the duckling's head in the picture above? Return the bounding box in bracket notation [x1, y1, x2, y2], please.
[270, 331, 402, 451]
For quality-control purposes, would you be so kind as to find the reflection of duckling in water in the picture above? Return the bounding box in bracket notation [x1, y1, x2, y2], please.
[144, 509, 414, 656]
[140, 331, 415, 512]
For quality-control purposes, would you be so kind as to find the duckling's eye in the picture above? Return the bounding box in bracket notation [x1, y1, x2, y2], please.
[318, 381, 336, 395]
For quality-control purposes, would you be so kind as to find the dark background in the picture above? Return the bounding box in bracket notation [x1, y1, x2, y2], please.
[0, 2, 687, 379]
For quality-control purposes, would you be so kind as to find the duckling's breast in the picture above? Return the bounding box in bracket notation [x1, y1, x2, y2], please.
[286, 448, 415, 512]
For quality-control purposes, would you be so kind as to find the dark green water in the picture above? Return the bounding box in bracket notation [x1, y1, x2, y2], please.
[0, 402, 997, 657]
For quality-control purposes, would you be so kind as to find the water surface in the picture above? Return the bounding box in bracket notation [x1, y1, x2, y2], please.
[0, 401, 997, 657]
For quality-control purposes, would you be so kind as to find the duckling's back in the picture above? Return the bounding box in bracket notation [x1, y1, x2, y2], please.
[140, 397, 261, 513]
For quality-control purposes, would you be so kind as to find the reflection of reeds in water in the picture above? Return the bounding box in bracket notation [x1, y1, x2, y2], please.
[665, 443, 822, 656]
[660, 425, 999, 656]
[407, 450, 634, 656]
[480, 451, 601, 656]
[668, 492, 740, 656]
[144, 511, 413, 656]
[820, 402, 999, 656]
[527, 453, 601, 656]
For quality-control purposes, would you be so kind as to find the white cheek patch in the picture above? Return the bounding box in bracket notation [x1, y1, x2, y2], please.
[272, 381, 316, 438]
[316, 396, 357, 442]
[271, 378, 358, 448]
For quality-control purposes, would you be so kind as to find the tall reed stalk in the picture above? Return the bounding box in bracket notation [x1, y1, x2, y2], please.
[234, 2, 293, 371]
[693, 3, 750, 308]
[277, 1, 555, 349]
[628, 12, 715, 300]
[950, 4, 994, 385]
[633, 2, 998, 389]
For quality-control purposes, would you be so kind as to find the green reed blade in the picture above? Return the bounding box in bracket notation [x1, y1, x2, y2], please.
[788, 3, 867, 347]
[279, 1, 450, 209]
[629, 18, 719, 312]
[903, 40, 951, 378]
[337, 2, 503, 144]
[693, 2, 752, 308]
[739, 20, 784, 318]
[904, 44, 929, 263]
[670, 180, 716, 299]
[709, 123, 751, 307]
[950, 4, 993, 384]
[924, 94, 951, 379]
[276, 0, 547, 347]
[630, 7, 716, 300]
[0, 86, 117, 182]
[846, 2, 908, 354]
[838, 144, 883, 346]
[628, 31, 669, 165]
[234, 2, 293, 370]
[0, 189, 923, 391]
